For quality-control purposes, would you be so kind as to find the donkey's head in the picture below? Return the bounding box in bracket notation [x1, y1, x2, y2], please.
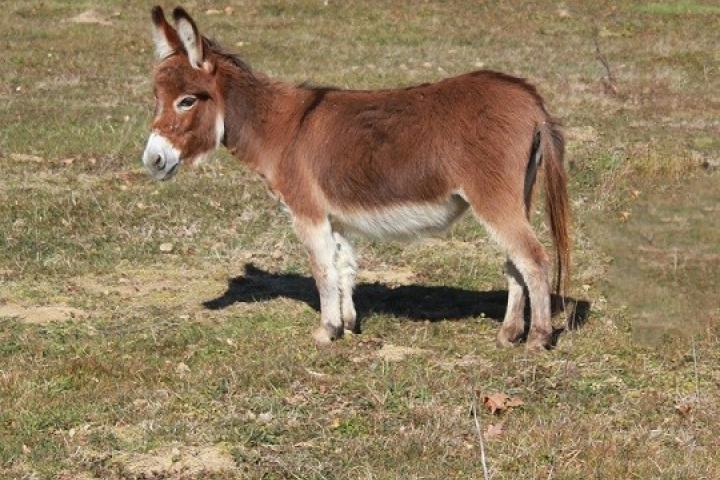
[143, 6, 224, 180]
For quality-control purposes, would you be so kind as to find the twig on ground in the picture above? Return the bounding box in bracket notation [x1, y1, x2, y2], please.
[472, 395, 491, 480]
[692, 337, 700, 400]
[593, 29, 619, 95]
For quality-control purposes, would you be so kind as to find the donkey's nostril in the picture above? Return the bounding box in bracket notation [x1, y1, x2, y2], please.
[152, 155, 165, 169]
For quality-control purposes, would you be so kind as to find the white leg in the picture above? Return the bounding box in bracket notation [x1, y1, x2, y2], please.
[334, 232, 358, 332]
[497, 259, 526, 348]
[511, 252, 551, 351]
[294, 218, 343, 345]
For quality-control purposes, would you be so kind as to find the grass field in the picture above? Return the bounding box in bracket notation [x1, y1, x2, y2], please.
[1, 1, 719, 478]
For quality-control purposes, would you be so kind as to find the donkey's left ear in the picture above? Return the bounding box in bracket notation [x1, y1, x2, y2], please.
[172, 7, 205, 69]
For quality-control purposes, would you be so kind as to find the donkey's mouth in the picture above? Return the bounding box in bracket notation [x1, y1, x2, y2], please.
[161, 162, 180, 180]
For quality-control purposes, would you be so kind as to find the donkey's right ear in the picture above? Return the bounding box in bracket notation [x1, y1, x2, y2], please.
[151, 6, 182, 60]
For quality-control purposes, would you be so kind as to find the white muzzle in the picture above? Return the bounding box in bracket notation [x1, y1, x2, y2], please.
[142, 133, 181, 181]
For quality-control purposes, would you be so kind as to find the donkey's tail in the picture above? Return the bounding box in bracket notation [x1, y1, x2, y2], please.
[536, 120, 570, 297]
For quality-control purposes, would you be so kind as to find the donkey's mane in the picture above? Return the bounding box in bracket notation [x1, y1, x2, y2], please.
[203, 37, 254, 75]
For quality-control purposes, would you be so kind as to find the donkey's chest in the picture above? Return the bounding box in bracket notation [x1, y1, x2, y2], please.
[329, 194, 469, 239]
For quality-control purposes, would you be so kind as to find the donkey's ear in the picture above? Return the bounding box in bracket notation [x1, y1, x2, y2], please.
[173, 7, 204, 69]
[151, 6, 181, 60]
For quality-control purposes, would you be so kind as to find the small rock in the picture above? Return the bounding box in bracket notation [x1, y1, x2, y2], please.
[258, 412, 273, 423]
[159, 242, 174, 253]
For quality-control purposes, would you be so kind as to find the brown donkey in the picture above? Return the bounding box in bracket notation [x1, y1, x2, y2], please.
[143, 6, 570, 351]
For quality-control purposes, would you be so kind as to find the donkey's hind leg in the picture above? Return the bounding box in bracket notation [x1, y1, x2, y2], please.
[469, 198, 552, 351]
[333, 232, 358, 333]
[497, 259, 527, 348]
[498, 222, 552, 351]
[294, 218, 343, 345]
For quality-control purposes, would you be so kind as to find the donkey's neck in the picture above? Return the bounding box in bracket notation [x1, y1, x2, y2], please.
[218, 65, 305, 177]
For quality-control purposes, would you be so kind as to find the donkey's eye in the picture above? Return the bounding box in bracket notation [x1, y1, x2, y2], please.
[177, 96, 197, 110]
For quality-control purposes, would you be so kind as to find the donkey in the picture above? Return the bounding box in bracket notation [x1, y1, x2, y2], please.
[143, 6, 570, 351]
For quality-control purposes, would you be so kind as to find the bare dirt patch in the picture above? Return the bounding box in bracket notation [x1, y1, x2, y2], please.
[0, 303, 87, 324]
[67, 10, 113, 26]
[73, 275, 176, 298]
[359, 267, 416, 285]
[375, 344, 428, 362]
[114, 444, 236, 479]
[72, 269, 221, 307]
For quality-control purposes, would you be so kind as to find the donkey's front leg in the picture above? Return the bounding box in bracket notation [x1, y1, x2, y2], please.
[334, 232, 358, 333]
[295, 218, 343, 345]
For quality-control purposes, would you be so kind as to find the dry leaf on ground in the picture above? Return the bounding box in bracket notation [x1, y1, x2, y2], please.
[484, 422, 505, 439]
[481, 392, 524, 414]
[675, 402, 692, 417]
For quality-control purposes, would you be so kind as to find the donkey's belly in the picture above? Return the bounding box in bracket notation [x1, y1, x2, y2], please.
[329, 194, 469, 239]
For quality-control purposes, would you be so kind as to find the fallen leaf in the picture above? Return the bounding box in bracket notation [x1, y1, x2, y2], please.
[481, 392, 524, 414]
[205, 9, 222, 15]
[60, 158, 75, 166]
[484, 422, 505, 439]
[505, 397, 524, 408]
[675, 403, 692, 417]
[619, 211, 631, 222]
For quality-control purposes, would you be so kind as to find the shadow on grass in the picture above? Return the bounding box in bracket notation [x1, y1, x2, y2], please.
[203, 264, 591, 334]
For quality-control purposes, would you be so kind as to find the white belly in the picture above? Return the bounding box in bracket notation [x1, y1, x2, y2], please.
[329, 194, 469, 239]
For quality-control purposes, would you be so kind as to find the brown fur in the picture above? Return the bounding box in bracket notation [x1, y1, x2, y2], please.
[146, 6, 571, 350]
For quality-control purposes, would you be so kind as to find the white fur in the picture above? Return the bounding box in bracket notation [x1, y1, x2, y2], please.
[330, 195, 468, 239]
[191, 112, 224, 166]
[295, 220, 342, 341]
[142, 132, 181, 181]
[214, 112, 225, 148]
[333, 232, 357, 329]
[175, 18, 202, 68]
[152, 24, 174, 60]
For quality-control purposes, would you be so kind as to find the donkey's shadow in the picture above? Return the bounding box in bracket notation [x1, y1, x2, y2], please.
[203, 263, 591, 333]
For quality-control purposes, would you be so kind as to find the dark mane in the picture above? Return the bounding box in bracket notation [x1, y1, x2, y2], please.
[203, 37, 254, 75]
